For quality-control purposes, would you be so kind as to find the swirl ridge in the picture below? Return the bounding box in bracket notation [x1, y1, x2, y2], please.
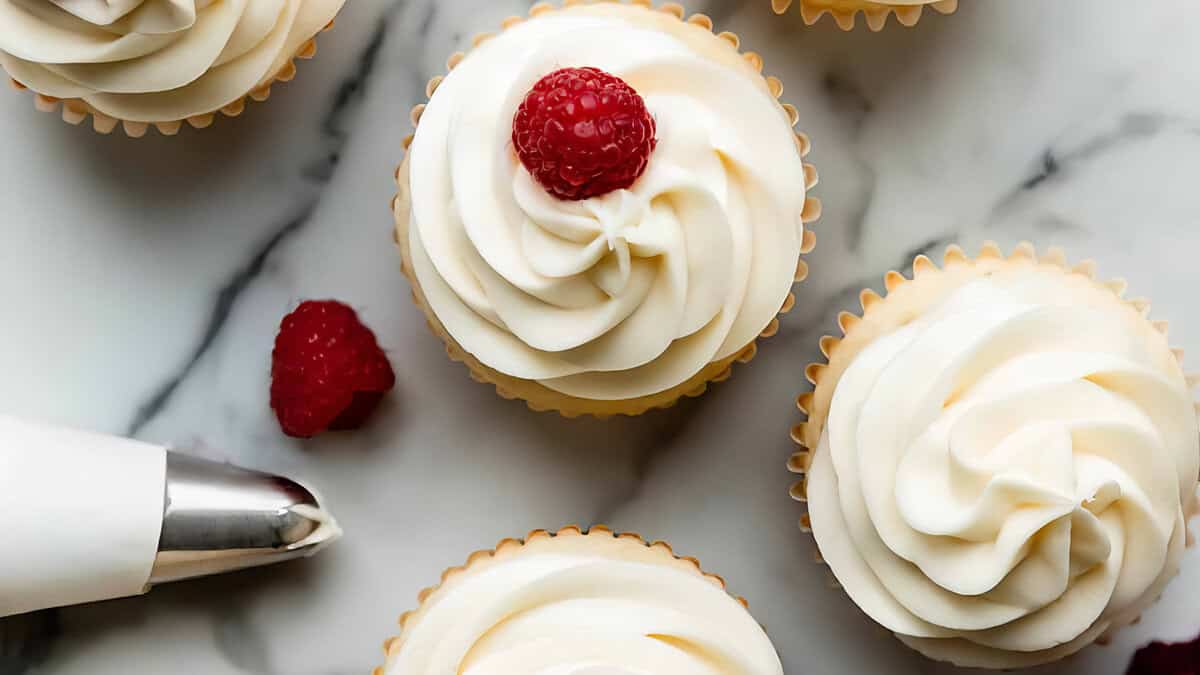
[804, 252, 1199, 668]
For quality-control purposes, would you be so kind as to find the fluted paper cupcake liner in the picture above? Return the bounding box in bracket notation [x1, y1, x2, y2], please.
[786, 240, 1200, 664]
[392, 0, 821, 418]
[771, 0, 957, 31]
[372, 525, 752, 675]
[5, 21, 336, 137]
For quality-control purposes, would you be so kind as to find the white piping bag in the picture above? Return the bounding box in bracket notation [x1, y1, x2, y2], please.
[0, 416, 341, 617]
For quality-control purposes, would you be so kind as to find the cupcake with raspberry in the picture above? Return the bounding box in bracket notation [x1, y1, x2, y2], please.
[374, 526, 784, 674]
[771, 0, 957, 30]
[393, 1, 820, 416]
[789, 242, 1200, 668]
[0, 0, 346, 136]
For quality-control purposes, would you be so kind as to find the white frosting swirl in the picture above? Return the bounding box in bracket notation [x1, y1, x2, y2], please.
[0, 0, 344, 121]
[384, 539, 784, 675]
[808, 270, 1200, 668]
[406, 4, 807, 401]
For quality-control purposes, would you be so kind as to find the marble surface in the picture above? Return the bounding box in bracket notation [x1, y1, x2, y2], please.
[1, 1, 1199, 673]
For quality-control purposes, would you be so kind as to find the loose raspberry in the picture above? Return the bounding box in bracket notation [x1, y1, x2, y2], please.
[512, 66, 657, 201]
[270, 300, 395, 438]
[1127, 635, 1200, 675]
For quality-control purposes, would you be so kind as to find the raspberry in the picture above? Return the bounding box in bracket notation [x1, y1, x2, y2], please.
[270, 300, 395, 438]
[512, 67, 657, 201]
[1127, 636, 1200, 675]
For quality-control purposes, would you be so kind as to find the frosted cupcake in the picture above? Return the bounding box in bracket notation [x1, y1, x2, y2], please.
[374, 526, 783, 675]
[771, 0, 957, 30]
[789, 242, 1200, 668]
[0, 0, 346, 136]
[393, 1, 820, 417]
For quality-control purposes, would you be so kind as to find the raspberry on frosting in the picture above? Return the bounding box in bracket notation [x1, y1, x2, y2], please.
[512, 67, 657, 201]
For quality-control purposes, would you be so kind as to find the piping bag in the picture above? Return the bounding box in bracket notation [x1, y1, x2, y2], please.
[0, 416, 342, 617]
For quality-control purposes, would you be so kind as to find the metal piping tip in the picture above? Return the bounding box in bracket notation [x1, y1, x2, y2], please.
[149, 452, 342, 585]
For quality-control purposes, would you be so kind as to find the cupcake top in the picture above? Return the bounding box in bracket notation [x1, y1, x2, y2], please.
[381, 529, 784, 675]
[804, 248, 1200, 669]
[0, 0, 345, 122]
[404, 2, 808, 402]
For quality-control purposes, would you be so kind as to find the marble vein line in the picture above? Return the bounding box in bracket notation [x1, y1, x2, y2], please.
[900, 234, 958, 268]
[844, 158, 877, 254]
[590, 410, 698, 524]
[307, 6, 402, 181]
[1020, 149, 1059, 191]
[124, 203, 316, 438]
[989, 111, 1200, 227]
[821, 70, 873, 134]
[820, 69, 875, 252]
[326, 16, 394, 141]
[417, 0, 435, 36]
[125, 13, 398, 438]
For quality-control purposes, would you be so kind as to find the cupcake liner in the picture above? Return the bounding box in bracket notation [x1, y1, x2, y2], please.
[771, 0, 958, 31]
[372, 524, 751, 675]
[787, 240, 1200, 664]
[392, 0, 821, 418]
[5, 21, 335, 137]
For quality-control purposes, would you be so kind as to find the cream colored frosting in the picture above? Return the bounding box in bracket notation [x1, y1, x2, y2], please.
[406, 4, 806, 401]
[384, 538, 784, 675]
[0, 0, 344, 121]
[807, 270, 1200, 668]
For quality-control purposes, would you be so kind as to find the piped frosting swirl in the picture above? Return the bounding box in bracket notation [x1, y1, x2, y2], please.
[382, 530, 784, 675]
[404, 3, 808, 402]
[806, 259, 1199, 668]
[0, 0, 344, 122]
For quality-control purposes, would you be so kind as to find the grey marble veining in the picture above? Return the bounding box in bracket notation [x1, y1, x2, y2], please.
[2, 1, 1200, 674]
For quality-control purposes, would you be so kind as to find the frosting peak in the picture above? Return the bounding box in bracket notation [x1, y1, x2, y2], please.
[49, 0, 196, 31]
[405, 4, 807, 402]
[0, 0, 345, 122]
[808, 270, 1199, 668]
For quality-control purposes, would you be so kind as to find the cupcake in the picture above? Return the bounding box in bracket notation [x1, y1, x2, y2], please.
[770, 0, 958, 30]
[0, 0, 346, 136]
[374, 525, 784, 674]
[393, 0, 820, 417]
[789, 242, 1200, 668]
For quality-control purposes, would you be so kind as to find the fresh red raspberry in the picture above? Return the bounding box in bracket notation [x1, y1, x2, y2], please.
[512, 66, 657, 201]
[1127, 635, 1200, 675]
[270, 300, 395, 438]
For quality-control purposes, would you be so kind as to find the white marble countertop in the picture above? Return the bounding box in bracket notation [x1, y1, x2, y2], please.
[2, 1, 1199, 673]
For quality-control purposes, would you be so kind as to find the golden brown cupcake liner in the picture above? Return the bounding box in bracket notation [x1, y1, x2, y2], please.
[392, 0, 821, 418]
[5, 20, 336, 137]
[372, 524, 751, 675]
[786, 240, 1200, 658]
[771, 0, 958, 31]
